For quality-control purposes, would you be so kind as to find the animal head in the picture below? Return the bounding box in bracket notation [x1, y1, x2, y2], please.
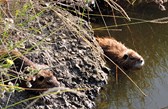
[36, 70, 59, 87]
[96, 37, 145, 70]
[31, 69, 60, 91]
[120, 49, 144, 70]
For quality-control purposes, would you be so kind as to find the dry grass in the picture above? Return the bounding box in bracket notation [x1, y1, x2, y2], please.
[3, 0, 168, 108]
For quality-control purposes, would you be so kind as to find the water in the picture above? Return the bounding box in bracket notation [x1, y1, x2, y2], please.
[93, 9, 168, 109]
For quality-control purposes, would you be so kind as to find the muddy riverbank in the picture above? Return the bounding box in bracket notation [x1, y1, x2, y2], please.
[0, 1, 108, 109]
[0, 0, 168, 109]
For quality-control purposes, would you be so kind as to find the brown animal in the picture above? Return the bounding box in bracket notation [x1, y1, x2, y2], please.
[0, 49, 59, 92]
[96, 37, 144, 70]
[29, 64, 60, 91]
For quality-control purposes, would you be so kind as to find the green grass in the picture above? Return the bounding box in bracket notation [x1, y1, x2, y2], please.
[2, 0, 164, 108]
[0, 1, 95, 108]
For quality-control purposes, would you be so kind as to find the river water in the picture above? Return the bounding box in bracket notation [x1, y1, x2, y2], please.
[93, 8, 168, 109]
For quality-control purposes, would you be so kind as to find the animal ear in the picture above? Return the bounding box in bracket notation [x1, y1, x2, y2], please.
[123, 54, 129, 60]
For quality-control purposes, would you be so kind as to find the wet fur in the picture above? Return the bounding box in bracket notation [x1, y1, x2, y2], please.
[96, 37, 144, 70]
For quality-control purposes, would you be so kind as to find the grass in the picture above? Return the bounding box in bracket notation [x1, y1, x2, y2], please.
[0, 1, 51, 107]
[4, 87, 89, 109]
[0, 0, 98, 108]
[1, 0, 168, 108]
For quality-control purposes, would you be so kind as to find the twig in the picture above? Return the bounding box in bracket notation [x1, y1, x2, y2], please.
[104, 54, 147, 96]
[115, 66, 118, 84]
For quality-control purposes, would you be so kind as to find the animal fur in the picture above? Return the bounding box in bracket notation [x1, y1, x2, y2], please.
[96, 37, 144, 70]
[0, 49, 59, 92]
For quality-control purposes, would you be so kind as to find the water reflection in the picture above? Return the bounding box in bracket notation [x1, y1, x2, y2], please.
[94, 11, 168, 109]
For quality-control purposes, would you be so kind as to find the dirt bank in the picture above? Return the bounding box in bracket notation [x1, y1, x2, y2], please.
[1, 0, 166, 108]
[0, 1, 108, 109]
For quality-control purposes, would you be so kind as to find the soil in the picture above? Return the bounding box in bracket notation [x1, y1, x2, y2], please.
[0, 1, 108, 109]
[1, 0, 167, 109]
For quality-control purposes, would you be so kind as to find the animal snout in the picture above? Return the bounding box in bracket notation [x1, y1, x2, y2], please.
[139, 59, 143, 63]
[139, 58, 145, 65]
[50, 76, 60, 87]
